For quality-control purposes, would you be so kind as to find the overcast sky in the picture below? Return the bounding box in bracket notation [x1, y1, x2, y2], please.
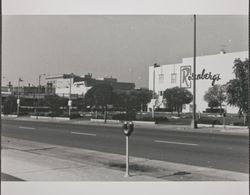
[2, 15, 248, 88]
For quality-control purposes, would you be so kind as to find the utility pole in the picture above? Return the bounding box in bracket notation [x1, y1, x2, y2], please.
[152, 63, 160, 119]
[191, 14, 197, 128]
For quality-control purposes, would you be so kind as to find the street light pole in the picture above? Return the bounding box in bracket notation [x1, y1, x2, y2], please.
[17, 78, 22, 116]
[68, 76, 72, 118]
[36, 74, 45, 119]
[152, 63, 160, 119]
[191, 14, 197, 128]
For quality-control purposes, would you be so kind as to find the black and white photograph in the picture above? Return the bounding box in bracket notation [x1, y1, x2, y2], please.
[0, 0, 249, 195]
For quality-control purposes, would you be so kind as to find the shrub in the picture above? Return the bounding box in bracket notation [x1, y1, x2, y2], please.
[18, 112, 29, 116]
[69, 112, 80, 119]
[233, 122, 245, 126]
[155, 108, 173, 112]
[155, 117, 168, 123]
[111, 110, 136, 121]
[112, 113, 127, 120]
[136, 115, 168, 123]
[198, 118, 221, 125]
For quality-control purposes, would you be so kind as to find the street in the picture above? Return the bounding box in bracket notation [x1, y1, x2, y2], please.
[2, 119, 249, 173]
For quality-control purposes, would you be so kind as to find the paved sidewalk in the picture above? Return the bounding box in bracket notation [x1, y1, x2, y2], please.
[2, 116, 249, 136]
[2, 137, 248, 181]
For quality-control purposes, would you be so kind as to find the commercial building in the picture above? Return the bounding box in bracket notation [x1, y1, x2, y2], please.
[148, 51, 248, 113]
[1, 83, 55, 114]
[46, 73, 135, 98]
[1, 83, 55, 98]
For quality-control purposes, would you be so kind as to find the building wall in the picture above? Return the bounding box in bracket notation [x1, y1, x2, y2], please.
[149, 51, 248, 113]
[46, 74, 135, 98]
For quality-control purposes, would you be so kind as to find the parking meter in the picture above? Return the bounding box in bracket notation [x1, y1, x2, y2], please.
[122, 121, 134, 177]
[123, 121, 134, 137]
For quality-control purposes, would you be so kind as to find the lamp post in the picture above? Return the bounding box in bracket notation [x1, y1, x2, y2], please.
[17, 78, 23, 116]
[191, 14, 197, 128]
[68, 74, 74, 118]
[152, 63, 160, 119]
[36, 74, 45, 119]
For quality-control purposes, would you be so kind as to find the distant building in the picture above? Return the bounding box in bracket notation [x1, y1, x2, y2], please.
[46, 73, 135, 98]
[1, 83, 55, 99]
[148, 51, 248, 113]
[1, 83, 55, 113]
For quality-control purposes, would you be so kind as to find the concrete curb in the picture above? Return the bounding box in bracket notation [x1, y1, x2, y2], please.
[90, 118, 120, 123]
[198, 123, 248, 129]
[90, 118, 156, 125]
[133, 121, 156, 125]
[1, 114, 18, 118]
[30, 116, 70, 121]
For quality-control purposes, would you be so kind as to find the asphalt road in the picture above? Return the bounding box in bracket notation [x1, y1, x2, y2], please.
[1, 119, 249, 173]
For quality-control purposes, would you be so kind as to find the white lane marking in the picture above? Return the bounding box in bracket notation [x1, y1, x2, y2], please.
[154, 140, 198, 146]
[71, 132, 96, 136]
[19, 126, 36, 130]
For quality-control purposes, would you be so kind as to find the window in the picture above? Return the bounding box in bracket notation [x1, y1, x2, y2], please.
[171, 73, 177, 84]
[159, 74, 164, 83]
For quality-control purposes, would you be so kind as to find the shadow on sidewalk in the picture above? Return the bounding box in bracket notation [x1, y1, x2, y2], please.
[1, 173, 25, 181]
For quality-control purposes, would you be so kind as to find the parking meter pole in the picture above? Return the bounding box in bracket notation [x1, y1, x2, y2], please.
[125, 136, 130, 177]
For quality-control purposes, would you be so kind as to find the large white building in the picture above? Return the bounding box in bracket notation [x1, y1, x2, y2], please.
[148, 51, 248, 113]
[45, 74, 90, 98]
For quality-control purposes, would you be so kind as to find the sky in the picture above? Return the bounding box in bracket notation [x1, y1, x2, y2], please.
[2, 15, 248, 88]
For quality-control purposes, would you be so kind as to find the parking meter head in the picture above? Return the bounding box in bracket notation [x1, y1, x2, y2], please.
[122, 121, 134, 136]
[127, 122, 134, 136]
[122, 121, 129, 136]
[123, 121, 128, 130]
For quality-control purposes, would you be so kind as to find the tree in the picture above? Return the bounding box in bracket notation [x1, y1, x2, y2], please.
[135, 88, 153, 112]
[111, 88, 152, 120]
[43, 95, 67, 116]
[2, 95, 17, 114]
[112, 89, 138, 120]
[204, 84, 226, 112]
[226, 58, 248, 118]
[163, 87, 193, 116]
[85, 84, 114, 123]
[72, 97, 85, 111]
